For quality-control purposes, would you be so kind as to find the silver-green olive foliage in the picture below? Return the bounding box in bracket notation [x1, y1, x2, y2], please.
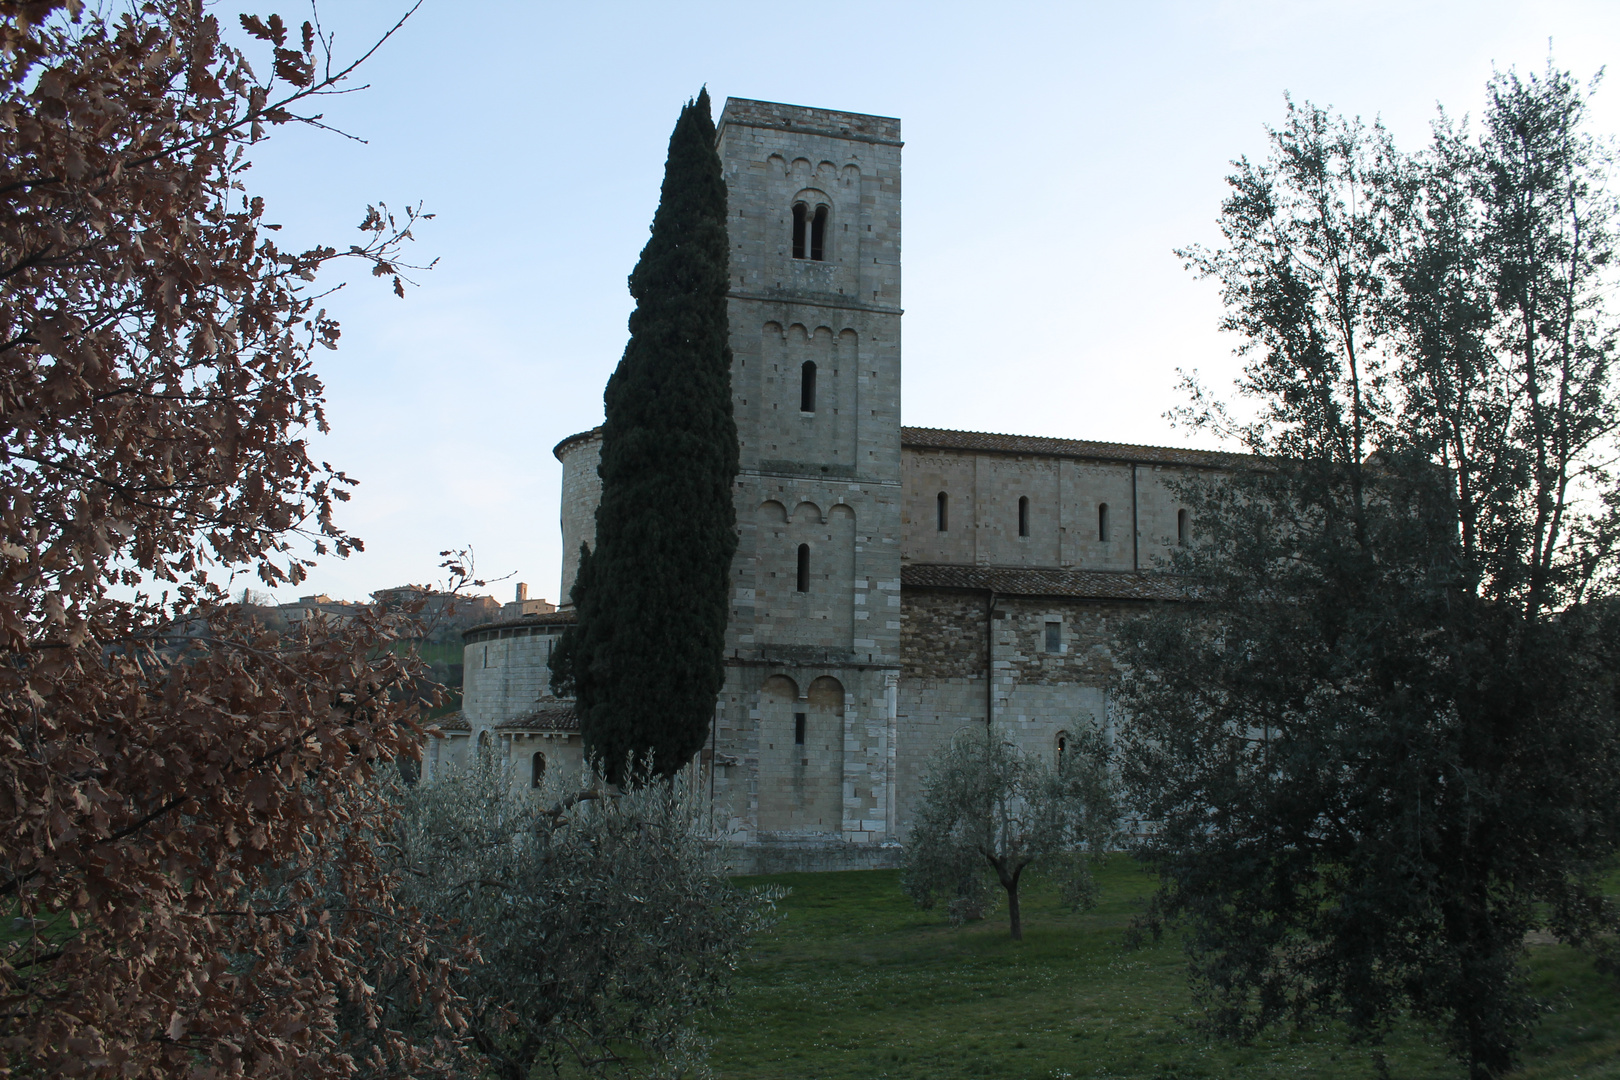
[901, 724, 1117, 941]
[1119, 62, 1620, 1080]
[390, 759, 780, 1080]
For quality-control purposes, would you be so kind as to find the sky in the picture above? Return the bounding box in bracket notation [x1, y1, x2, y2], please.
[222, 0, 1620, 606]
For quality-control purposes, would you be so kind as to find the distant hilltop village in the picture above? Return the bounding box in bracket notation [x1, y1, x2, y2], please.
[239, 583, 550, 642]
[425, 98, 1246, 874]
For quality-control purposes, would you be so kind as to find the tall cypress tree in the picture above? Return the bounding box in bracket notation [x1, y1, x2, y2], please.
[552, 90, 737, 784]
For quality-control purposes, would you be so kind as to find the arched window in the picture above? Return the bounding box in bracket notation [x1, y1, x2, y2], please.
[531, 751, 546, 789]
[800, 360, 817, 412]
[794, 712, 806, 745]
[937, 492, 949, 532]
[1018, 496, 1030, 537]
[1098, 503, 1110, 542]
[477, 729, 493, 764]
[791, 202, 807, 259]
[796, 544, 810, 592]
[793, 202, 830, 261]
[1177, 508, 1190, 546]
[1055, 731, 1070, 772]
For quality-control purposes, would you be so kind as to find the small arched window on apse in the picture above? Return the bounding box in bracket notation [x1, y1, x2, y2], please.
[796, 544, 810, 592]
[1018, 496, 1030, 538]
[792, 201, 830, 261]
[1055, 731, 1070, 772]
[1098, 503, 1110, 543]
[937, 492, 949, 532]
[531, 751, 546, 789]
[801, 361, 817, 412]
[1177, 508, 1190, 546]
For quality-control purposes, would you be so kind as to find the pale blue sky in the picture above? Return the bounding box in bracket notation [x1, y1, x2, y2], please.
[226, 0, 1620, 605]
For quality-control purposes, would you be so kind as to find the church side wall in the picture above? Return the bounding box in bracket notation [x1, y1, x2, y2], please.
[900, 448, 1206, 571]
[895, 588, 1147, 833]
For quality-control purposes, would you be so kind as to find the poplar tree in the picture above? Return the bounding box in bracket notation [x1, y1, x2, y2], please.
[553, 90, 738, 784]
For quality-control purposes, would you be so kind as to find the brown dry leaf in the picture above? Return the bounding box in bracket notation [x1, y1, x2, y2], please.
[0, 4, 456, 1078]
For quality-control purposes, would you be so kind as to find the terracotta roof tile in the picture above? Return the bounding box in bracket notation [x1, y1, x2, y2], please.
[902, 563, 1185, 601]
[552, 426, 603, 462]
[495, 702, 580, 732]
[901, 426, 1249, 468]
[463, 611, 577, 640]
[433, 712, 469, 732]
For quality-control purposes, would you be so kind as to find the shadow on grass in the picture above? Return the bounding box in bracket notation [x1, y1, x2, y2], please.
[700, 856, 1620, 1080]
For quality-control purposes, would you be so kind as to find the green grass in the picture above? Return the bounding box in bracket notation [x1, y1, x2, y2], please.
[702, 859, 1620, 1080]
[406, 640, 465, 667]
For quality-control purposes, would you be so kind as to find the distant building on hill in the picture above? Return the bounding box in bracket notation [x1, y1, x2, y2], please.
[502, 582, 556, 621]
[373, 586, 501, 641]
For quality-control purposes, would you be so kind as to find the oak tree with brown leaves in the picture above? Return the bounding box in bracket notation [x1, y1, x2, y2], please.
[0, 3, 464, 1076]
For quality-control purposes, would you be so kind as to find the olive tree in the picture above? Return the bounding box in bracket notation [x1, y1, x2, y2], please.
[1119, 62, 1620, 1079]
[901, 724, 1116, 940]
[389, 757, 781, 1080]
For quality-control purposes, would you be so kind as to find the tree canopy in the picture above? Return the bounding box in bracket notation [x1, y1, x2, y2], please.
[388, 757, 779, 1080]
[0, 5, 449, 1075]
[902, 724, 1116, 940]
[1119, 63, 1620, 1079]
[551, 90, 738, 785]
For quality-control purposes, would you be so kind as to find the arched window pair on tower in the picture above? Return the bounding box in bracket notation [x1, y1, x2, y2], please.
[792, 201, 828, 261]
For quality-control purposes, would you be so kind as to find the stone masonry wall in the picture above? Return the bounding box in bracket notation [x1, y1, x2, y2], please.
[461, 625, 561, 728]
[900, 449, 1206, 572]
[556, 432, 602, 604]
[894, 588, 1149, 832]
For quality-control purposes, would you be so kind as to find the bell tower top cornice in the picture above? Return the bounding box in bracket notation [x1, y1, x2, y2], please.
[718, 97, 902, 148]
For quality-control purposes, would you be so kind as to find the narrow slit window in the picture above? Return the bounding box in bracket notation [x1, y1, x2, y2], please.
[1056, 731, 1069, 771]
[801, 360, 817, 412]
[1018, 496, 1030, 537]
[794, 712, 806, 745]
[811, 205, 828, 260]
[796, 544, 810, 592]
[531, 752, 546, 789]
[1045, 621, 1061, 653]
[937, 492, 949, 532]
[1098, 503, 1110, 542]
[791, 202, 807, 259]
[1177, 508, 1190, 546]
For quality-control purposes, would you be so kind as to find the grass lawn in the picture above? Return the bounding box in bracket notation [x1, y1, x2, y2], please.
[701, 858, 1620, 1080]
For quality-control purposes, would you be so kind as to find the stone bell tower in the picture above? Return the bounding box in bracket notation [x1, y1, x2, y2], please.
[708, 98, 904, 865]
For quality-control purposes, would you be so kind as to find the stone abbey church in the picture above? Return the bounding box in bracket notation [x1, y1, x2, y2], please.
[427, 98, 1232, 871]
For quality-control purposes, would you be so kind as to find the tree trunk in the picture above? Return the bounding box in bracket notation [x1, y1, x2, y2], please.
[996, 861, 1026, 940]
